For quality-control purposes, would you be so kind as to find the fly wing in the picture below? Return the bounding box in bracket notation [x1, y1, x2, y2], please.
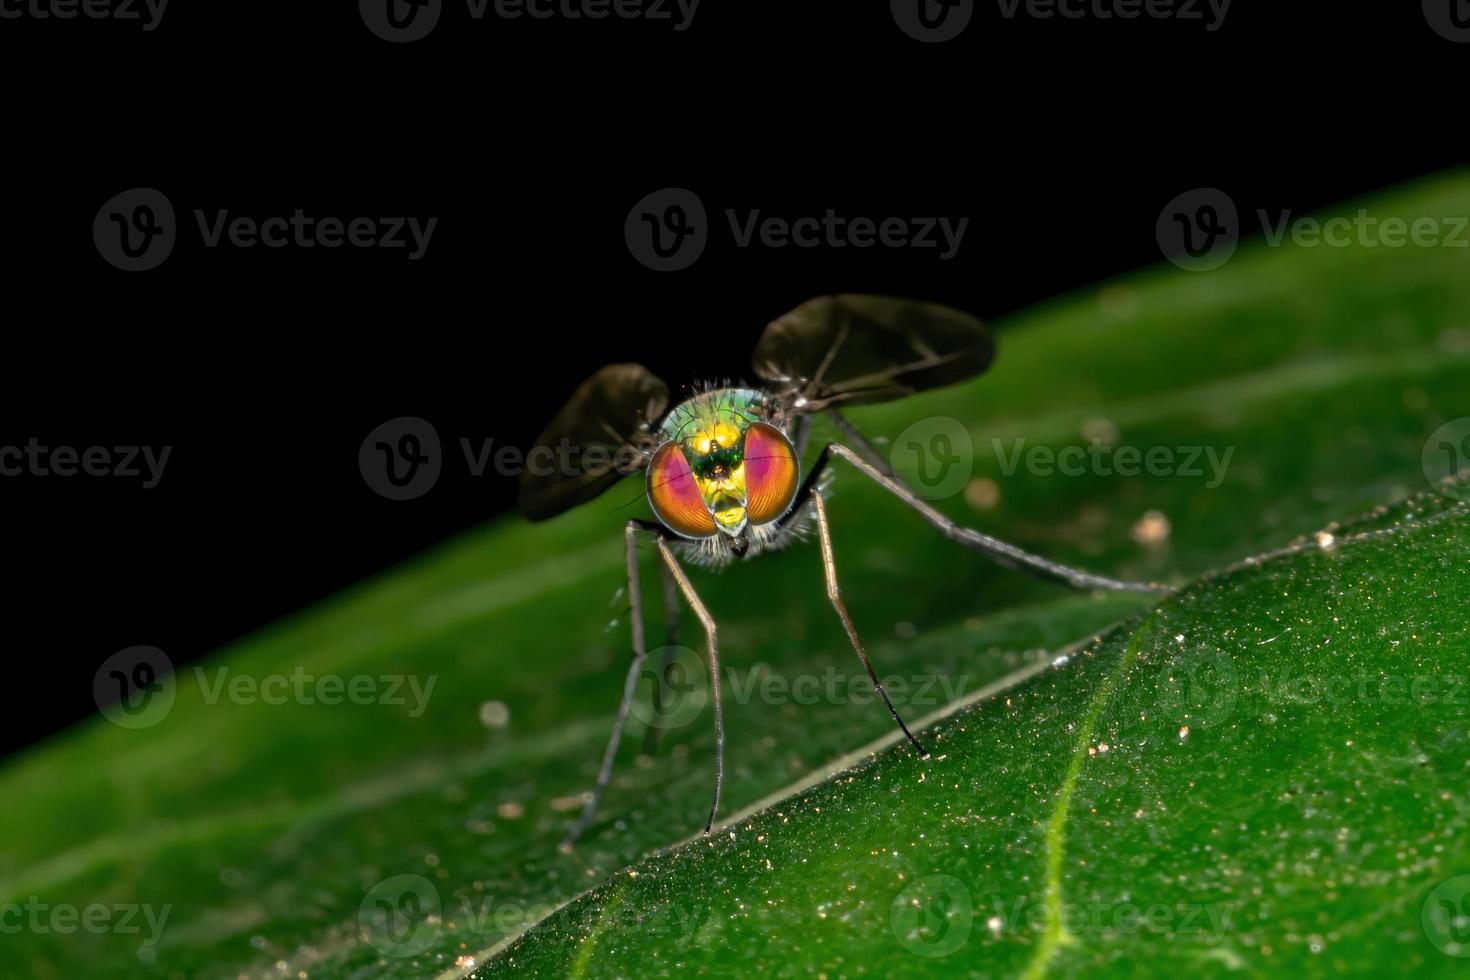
[517, 363, 670, 521]
[751, 294, 993, 408]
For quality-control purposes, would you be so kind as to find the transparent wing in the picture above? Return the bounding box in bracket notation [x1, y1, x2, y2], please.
[752, 294, 993, 408]
[517, 363, 669, 521]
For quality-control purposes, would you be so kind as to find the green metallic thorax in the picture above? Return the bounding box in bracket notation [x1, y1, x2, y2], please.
[658, 387, 769, 446]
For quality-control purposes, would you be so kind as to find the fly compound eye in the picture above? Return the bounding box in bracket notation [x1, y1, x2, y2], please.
[742, 422, 799, 525]
[648, 442, 718, 538]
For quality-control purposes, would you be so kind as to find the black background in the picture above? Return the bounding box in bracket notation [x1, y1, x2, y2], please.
[1, 0, 1465, 756]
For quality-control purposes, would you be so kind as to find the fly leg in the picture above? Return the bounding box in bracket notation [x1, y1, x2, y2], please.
[793, 436, 1170, 595]
[654, 538, 725, 833]
[639, 559, 682, 756]
[562, 520, 661, 847]
[811, 492, 928, 756]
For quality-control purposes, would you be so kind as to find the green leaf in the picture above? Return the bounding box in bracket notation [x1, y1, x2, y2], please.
[488, 486, 1470, 977]
[3, 171, 1469, 978]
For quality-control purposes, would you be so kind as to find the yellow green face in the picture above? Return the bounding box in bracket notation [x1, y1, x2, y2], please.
[646, 388, 801, 539]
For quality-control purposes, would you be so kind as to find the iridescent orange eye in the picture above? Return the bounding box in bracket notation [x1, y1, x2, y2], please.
[743, 422, 799, 525]
[648, 442, 717, 538]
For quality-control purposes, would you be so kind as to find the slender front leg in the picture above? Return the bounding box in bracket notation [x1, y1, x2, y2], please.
[639, 559, 683, 756]
[791, 441, 1170, 595]
[654, 538, 724, 834]
[562, 521, 655, 848]
[826, 409, 895, 478]
[791, 412, 814, 458]
[812, 493, 929, 757]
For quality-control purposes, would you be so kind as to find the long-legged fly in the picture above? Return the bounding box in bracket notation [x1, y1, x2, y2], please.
[517, 295, 1169, 845]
